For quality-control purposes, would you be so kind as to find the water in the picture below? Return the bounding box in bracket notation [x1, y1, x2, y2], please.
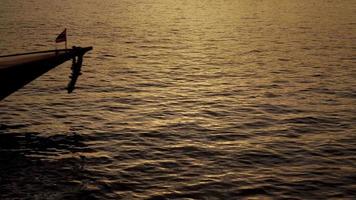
[0, 0, 355, 199]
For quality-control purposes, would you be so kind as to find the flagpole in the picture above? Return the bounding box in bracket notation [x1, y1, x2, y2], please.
[55, 28, 67, 50]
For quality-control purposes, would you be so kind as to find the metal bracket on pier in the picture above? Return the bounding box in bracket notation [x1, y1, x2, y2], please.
[67, 46, 84, 93]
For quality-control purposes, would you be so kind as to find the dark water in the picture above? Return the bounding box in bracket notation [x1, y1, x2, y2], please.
[1, 0, 355, 199]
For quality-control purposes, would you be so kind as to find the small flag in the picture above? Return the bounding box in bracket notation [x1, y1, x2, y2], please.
[55, 29, 67, 43]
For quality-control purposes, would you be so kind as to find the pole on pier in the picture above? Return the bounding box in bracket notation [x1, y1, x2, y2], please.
[67, 46, 84, 93]
[55, 28, 67, 50]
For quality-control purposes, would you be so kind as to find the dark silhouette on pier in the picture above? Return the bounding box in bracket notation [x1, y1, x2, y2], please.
[0, 46, 93, 101]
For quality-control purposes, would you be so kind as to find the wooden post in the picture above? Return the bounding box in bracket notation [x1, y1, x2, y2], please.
[67, 46, 84, 93]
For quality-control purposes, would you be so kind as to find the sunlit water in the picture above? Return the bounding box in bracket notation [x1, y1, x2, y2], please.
[0, 0, 355, 199]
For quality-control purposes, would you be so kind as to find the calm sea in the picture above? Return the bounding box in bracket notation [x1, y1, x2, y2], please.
[0, 0, 355, 199]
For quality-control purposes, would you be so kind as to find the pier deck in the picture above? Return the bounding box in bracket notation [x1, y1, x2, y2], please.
[0, 46, 92, 101]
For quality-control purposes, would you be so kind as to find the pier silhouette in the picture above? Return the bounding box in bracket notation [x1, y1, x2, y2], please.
[0, 46, 92, 101]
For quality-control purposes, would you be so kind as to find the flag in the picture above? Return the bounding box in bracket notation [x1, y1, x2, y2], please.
[55, 29, 67, 43]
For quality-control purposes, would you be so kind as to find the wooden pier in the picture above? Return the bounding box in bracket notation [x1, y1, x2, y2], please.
[0, 46, 93, 101]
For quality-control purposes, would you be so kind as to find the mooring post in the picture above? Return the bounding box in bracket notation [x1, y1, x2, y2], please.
[67, 46, 84, 93]
[71, 54, 77, 78]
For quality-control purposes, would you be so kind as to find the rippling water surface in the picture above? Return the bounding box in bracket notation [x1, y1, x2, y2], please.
[1, 0, 355, 199]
